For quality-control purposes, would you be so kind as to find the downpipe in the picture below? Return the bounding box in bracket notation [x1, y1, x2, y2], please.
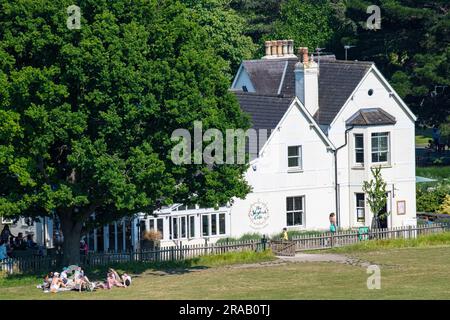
[334, 126, 354, 228]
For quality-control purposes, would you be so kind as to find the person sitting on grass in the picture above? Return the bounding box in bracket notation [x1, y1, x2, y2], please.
[50, 272, 66, 293]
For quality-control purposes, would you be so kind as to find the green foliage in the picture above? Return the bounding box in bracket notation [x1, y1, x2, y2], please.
[416, 183, 450, 213]
[363, 166, 389, 219]
[185, 0, 256, 72]
[0, 0, 253, 262]
[265, 0, 334, 52]
[439, 195, 450, 214]
[230, 0, 283, 45]
[336, 0, 450, 126]
[416, 166, 450, 181]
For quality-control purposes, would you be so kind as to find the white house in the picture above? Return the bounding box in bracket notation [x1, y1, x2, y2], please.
[6, 40, 417, 252]
[131, 40, 417, 247]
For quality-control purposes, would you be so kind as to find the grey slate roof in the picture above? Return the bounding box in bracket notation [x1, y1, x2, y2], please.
[346, 108, 396, 126]
[236, 57, 373, 126]
[235, 92, 294, 131]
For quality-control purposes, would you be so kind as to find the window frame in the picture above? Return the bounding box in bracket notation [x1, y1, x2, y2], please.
[355, 193, 366, 223]
[354, 133, 365, 166]
[371, 132, 390, 164]
[286, 196, 305, 227]
[287, 145, 303, 170]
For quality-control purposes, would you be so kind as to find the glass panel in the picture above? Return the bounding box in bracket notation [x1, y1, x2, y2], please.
[294, 212, 302, 226]
[379, 152, 387, 162]
[286, 197, 294, 212]
[211, 214, 217, 235]
[380, 136, 388, 150]
[355, 134, 364, 149]
[219, 214, 226, 235]
[189, 216, 195, 238]
[125, 220, 132, 251]
[172, 217, 178, 239]
[202, 215, 209, 236]
[157, 219, 164, 239]
[356, 151, 364, 164]
[294, 197, 302, 211]
[288, 146, 299, 157]
[357, 208, 365, 220]
[149, 219, 155, 231]
[117, 222, 123, 252]
[96, 227, 104, 252]
[108, 224, 116, 252]
[286, 212, 294, 226]
[288, 157, 299, 167]
[181, 216, 186, 238]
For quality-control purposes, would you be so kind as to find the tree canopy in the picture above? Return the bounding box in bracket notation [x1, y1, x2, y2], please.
[0, 0, 252, 264]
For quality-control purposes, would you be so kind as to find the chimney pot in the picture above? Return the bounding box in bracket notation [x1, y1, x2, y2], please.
[270, 41, 277, 56]
[282, 40, 288, 55]
[288, 40, 294, 55]
[298, 47, 309, 64]
[277, 40, 283, 56]
[264, 41, 272, 56]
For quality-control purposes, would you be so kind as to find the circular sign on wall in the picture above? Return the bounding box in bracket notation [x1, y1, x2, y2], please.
[248, 200, 270, 229]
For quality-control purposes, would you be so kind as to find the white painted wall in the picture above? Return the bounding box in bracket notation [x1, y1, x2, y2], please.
[229, 101, 336, 237]
[327, 69, 416, 228]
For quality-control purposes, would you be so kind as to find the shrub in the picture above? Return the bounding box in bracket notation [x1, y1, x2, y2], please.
[143, 230, 162, 241]
[416, 183, 450, 213]
[216, 233, 263, 244]
[439, 195, 450, 214]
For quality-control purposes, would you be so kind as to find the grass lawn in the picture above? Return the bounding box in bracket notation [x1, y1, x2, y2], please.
[2, 236, 450, 299]
[416, 166, 450, 181]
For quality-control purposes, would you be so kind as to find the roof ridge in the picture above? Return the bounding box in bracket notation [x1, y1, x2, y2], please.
[232, 91, 294, 99]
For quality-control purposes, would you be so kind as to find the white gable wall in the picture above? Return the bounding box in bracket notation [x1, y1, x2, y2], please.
[231, 67, 255, 92]
[328, 69, 416, 228]
[229, 101, 336, 237]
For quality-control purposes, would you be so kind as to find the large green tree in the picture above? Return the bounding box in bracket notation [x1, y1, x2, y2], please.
[265, 0, 335, 53]
[334, 0, 450, 126]
[0, 0, 251, 264]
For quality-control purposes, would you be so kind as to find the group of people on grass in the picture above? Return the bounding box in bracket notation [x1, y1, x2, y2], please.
[0, 225, 40, 260]
[38, 266, 132, 293]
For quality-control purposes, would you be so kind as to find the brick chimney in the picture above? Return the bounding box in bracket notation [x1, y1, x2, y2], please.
[294, 47, 319, 116]
[262, 39, 296, 59]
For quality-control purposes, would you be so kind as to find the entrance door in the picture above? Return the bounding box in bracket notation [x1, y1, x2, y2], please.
[378, 192, 391, 229]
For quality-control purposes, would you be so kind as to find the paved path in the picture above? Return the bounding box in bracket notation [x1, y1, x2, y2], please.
[277, 253, 372, 268]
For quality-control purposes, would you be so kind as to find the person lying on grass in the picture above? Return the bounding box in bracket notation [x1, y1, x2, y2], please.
[95, 271, 125, 290]
[109, 268, 132, 287]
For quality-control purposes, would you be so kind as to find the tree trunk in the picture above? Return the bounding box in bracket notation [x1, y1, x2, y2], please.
[60, 213, 83, 266]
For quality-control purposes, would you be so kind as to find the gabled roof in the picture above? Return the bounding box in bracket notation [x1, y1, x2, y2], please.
[346, 108, 396, 126]
[315, 61, 373, 125]
[234, 57, 373, 126]
[235, 92, 294, 131]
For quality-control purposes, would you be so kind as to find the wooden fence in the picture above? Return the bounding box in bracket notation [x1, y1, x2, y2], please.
[290, 223, 449, 251]
[1, 223, 448, 274]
